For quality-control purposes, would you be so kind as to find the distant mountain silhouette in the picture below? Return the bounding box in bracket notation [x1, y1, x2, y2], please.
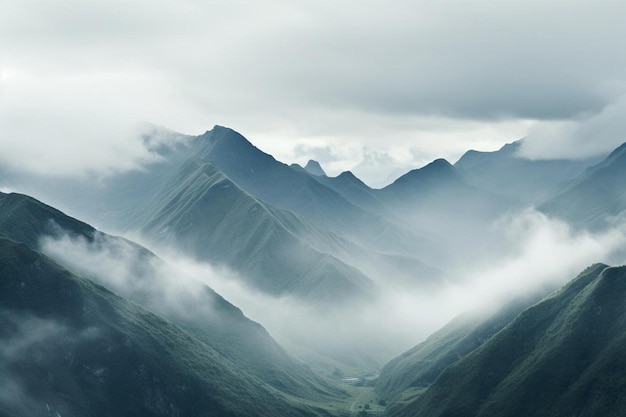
[455, 140, 601, 204]
[304, 160, 327, 176]
[541, 142, 626, 230]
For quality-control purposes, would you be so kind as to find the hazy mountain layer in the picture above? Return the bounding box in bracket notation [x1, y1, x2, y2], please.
[541, 142, 626, 230]
[388, 263, 626, 417]
[190, 126, 439, 260]
[455, 140, 601, 204]
[376, 158, 518, 267]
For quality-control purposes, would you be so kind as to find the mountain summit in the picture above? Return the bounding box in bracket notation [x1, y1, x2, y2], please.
[304, 160, 327, 176]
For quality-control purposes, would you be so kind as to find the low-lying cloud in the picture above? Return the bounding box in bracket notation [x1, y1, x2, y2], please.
[38, 208, 626, 373]
[40, 232, 226, 324]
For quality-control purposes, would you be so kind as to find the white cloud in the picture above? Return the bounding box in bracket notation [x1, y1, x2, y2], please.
[520, 94, 626, 160]
[125, 209, 626, 366]
[2, 0, 626, 178]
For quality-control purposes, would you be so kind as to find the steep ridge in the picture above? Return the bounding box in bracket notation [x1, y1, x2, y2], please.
[541, 142, 626, 230]
[134, 159, 444, 301]
[455, 140, 600, 204]
[389, 263, 626, 417]
[133, 159, 376, 303]
[0, 191, 344, 404]
[0, 237, 330, 417]
[189, 126, 439, 260]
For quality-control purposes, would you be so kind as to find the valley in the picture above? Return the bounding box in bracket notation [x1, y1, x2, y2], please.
[1, 127, 626, 417]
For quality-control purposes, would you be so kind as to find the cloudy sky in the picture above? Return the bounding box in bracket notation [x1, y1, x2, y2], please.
[1, 0, 626, 185]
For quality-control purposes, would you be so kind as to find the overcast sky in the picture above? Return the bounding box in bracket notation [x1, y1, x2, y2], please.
[2, 0, 626, 185]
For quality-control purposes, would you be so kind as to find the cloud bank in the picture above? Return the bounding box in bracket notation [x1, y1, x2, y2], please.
[2, 0, 626, 181]
[37, 205, 626, 372]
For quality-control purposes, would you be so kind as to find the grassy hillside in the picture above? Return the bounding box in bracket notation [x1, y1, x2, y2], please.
[375, 289, 549, 402]
[389, 263, 626, 417]
[0, 237, 335, 417]
[0, 191, 96, 247]
[0, 191, 346, 406]
[135, 158, 376, 304]
[190, 126, 438, 260]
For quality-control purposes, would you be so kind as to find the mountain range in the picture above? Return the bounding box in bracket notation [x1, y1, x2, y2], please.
[0, 191, 346, 416]
[1, 125, 626, 416]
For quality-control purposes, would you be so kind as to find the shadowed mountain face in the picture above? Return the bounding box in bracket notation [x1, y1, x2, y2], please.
[386, 263, 626, 417]
[0, 191, 345, 409]
[540, 142, 626, 231]
[455, 140, 601, 204]
[0, 237, 334, 417]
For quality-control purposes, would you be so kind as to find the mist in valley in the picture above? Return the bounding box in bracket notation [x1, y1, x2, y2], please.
[40, 204, 626, 375]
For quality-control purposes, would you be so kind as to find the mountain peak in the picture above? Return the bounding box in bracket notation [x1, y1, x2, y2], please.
[426, 158, 454, 170]
[382, 158, 459, 194]
[304, 160, 326, 176]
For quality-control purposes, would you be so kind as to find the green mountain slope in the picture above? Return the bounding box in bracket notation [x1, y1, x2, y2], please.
[0, 191, 345, 405]
[541, 142, 626, 230]
[134, 159, 376, 304]
[0, 191, 96, 247]
[0, 237, 332, 417]
[389, 263, 626, 417]
[190, 126, 437, 259]
[375, 289, 549, 402]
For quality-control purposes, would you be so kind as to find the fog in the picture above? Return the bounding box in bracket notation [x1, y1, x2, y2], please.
[0, 312, 98, 417]
[520, 94, 626, 161]
[38, 207, 626, 373]
[40, 232, 228, 325]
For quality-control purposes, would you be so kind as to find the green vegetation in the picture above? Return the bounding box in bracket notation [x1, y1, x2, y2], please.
[375, 289, 549, 402]
[0, 237, 334, 417]
[388, 264, 626, 417]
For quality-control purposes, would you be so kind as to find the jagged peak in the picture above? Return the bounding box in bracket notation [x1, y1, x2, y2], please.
[304, 160, 326, 176]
